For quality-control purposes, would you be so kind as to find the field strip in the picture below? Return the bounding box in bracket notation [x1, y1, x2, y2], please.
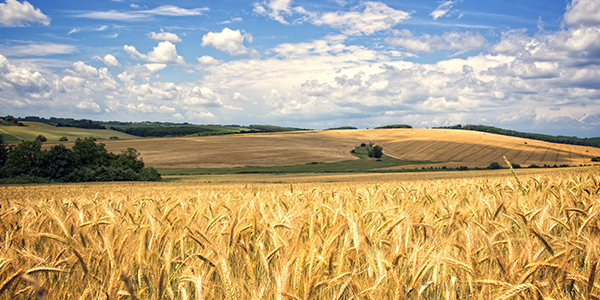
[453, 144, 492, 162]
[522, 145, 542, 164]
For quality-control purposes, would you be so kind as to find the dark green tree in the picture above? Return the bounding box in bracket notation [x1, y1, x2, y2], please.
[72, 137, 109, 167]
[487, 162, 502, 169]
[35, 135, 48, 142]
[112, 148, 145, 172]
[43, 144, 79, 180]
[0, 135, 8, 168]
[3, 140, 45, 177]
[372, 145, 383, 158]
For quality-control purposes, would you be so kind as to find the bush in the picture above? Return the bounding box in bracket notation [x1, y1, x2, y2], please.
[512, 163, 521, 168]
[487, 162, 502, 169]
[528, 164, 540, 168]
[592, 157, 600, 162]
[59, 136, 68, 141]
[371, 145, 383, 158]
[459, 166, 468, 170]
[109, 136, 119, 139]
[35, 135, 47, 142]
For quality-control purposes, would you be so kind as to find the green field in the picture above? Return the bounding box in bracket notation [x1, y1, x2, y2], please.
[0, 121, 139, 142]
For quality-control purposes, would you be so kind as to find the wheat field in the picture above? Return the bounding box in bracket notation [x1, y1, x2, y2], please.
[40, 129, 600, 169]
[1, 167, 599, 299]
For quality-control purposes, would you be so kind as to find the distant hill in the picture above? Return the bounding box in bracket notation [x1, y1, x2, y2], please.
[434, 124, 600, 148]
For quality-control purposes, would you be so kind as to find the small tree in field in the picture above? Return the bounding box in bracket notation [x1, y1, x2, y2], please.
[35, 135, 47, 142]
[372, 145, 383, 158]
[487, 162, 502, 169]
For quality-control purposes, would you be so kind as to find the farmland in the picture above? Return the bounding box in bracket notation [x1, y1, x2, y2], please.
[38, 128, 600, 171]
[1, 166, 599, 299]
[0, 122, 138, 141]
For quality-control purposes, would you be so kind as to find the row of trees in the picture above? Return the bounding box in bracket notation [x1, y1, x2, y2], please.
[0, 136, 161, 183]
[111, 125, 215, 137]
[56, 119, 106, 129]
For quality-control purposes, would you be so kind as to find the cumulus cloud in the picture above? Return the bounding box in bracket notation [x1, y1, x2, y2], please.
[196, 55, 223, 65]
[311, 2, 410, 35]
[254, 0, 410, 35]
[148, 30, 182, 42]
[564, 0, 600, 26]
[0, 0, 50, 26]
[92, 54, 122, 68]
[124, 41, 186, 65]
[201, 28, 252, 55]
[387, 30, 486, 55]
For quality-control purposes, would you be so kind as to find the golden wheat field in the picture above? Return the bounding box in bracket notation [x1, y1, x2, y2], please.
[1, 167, 599, 299]
[42, 129, 600, 169]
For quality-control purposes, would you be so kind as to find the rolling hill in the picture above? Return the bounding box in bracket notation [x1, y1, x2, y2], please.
[40, 128, 600, 169]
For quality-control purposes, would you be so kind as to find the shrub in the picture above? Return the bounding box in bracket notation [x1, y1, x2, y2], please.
[109, 136, 120, 139]
[59, 136, 68, 141]
[512, 163, 521, 168]
[360, 143, 366, 147]
[35, 135, 47, 142]
[371, 145, 383, 158]
[487, 162, 501, 169]
[459, 166, 468, 170]
[592, 157, 600, 162]
[528, 164, 540, 168]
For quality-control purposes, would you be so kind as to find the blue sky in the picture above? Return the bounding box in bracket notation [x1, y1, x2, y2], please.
[1, 0, 600, 137]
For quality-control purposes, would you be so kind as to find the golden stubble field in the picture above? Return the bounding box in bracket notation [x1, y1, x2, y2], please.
[42, 129, 600, 169]
[1, 167, 599, 299]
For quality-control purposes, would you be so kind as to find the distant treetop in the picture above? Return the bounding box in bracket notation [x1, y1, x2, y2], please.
[374, 124, 412, 129]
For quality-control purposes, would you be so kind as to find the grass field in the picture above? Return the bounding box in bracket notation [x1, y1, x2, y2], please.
[0, 122, 139, 142]
[1, 167, 598, 299]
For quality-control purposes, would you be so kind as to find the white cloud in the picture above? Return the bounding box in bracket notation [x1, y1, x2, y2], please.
[201, 28, 252, 55]
[253, 0, 296, 24]
[0, 0, 50, 26]
[148, 30, 182, 42]
[74, 5, 208, 20]
[0, 42, 77, 57]
[143, 5, 208, 16]
[564, 0, 600, 26]
[124, 41, 187, 65]
[196, 55, 222, 65]
[430, 1, 457, 20]
[92, 54, 122, 68]
[117, 63, 167, 84]
[387, 30, 486, 55]
[254, 1, 410, 35]
[311, 2, 410, 35]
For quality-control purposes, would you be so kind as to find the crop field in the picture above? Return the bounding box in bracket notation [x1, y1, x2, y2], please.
[1, 167, 599, 299]
[38, 129, 600, 170]
[0, 122, 139, 142]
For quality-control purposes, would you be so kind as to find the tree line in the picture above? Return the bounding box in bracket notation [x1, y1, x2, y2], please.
[0, 136, 161, 183]
[435, 124, 600, 148]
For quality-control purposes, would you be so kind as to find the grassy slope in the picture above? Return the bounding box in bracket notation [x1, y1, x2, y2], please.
[0, 130, 21, 143]
[0, 121, 139, 142]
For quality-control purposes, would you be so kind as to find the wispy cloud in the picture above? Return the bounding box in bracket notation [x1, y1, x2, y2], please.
[73, 5, 208, 21]
[430, 1, 458, 20]
[0, 42, 77, 56]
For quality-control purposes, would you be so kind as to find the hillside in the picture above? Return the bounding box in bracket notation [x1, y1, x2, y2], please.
[41, 129, 600, 169]
[0, 121, 138, 141]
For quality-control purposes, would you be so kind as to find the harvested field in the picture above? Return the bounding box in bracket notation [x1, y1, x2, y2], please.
[41, 129, 600, 169]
